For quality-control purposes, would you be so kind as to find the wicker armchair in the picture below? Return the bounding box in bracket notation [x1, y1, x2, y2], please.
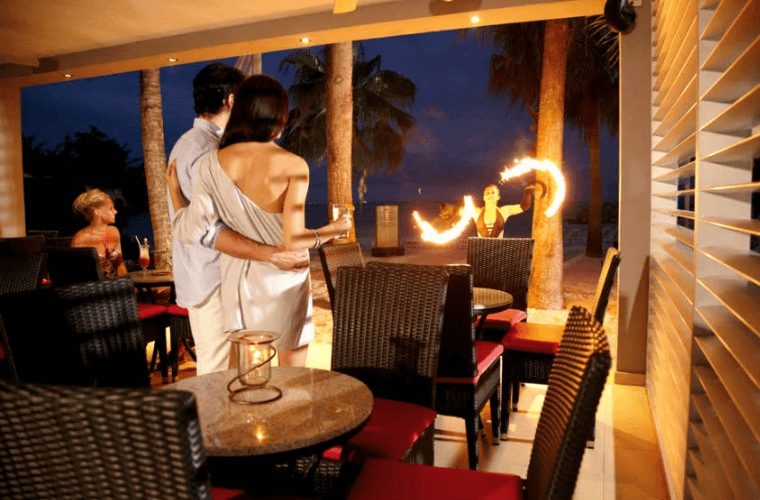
[27, 229, 59, 238]
[502, 247, 620, 444]
[345, 306, 612, 500]
[0, 381, 251, 500]
[0, 254, 46, 294]
[331, 264, 449, 465]
[466, 237, 533, 433]
[53, 276, 153, 387]
[367, 261, 501, 470]
[0, 287, 90, 385]
[46, 246, 102, 286]
[318, 241, 365, 310]
[0, 235, 45, 256]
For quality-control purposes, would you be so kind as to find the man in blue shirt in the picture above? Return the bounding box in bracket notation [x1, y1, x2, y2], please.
[167, 63, 307, 375]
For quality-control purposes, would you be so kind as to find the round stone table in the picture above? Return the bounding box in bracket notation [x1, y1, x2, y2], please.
[164, 366, 373, 460]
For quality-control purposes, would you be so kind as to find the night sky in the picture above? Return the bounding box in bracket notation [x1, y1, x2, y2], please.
[21, 28, 618, 213]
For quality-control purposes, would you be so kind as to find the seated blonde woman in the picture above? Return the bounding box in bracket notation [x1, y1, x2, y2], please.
[71, 189, 128, 279]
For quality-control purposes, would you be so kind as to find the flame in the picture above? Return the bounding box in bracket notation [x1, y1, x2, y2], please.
[413, 195, 477, 244]
[499, 158, 565, 217]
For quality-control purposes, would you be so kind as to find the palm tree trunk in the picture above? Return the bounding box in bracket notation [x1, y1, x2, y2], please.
[139, 69, 172, 270]
[326, 42, 355, 242]
[585, 106, 603, 258]
[529, 19, 569, 310]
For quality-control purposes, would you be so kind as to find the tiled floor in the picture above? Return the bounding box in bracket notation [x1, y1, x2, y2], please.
[157, 342, 670, 499]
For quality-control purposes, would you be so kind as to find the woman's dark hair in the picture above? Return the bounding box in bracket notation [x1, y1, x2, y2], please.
[220, 75, 289, 147]
[193, 63, 246, 117]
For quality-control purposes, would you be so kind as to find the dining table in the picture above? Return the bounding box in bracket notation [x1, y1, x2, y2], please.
[129, 268, 175, 303]
[163, 366, 373, 470]
[473, 287, 513, 337]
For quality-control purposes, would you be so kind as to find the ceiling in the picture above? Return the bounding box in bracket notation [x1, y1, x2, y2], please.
[1, 0, 603, 87]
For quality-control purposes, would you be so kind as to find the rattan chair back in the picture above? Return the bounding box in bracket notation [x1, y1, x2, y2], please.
[27, 229, 59, 239]
[318, 241, 365, 308]
[524, 306, 611, 500]
[0, 254, 45, 294]
[332, 265, 448, 408]
[47, 246, 102, 286]
[590, 247, 621, 325]
[53, 276, 150, 387]
[0, 288, 90, 385]
[0, 235, 45, 256]
[467, 237, 533, 311]
[367, 262, 476, 378]
[44, 236, 75, 252]
[0, 381, 214, 500]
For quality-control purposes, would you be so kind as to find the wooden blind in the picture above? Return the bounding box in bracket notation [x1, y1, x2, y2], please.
[649, 0, 760, 498]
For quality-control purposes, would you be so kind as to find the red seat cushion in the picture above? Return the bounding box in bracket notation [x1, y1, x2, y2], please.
[322, 398, 437, 464]
[476, 309, 527, 330]
[211, 487, 254, 500]
[136, 302, 168, 320]
[437, 341, 503, 384]
[346, 458, 524, 500]
[166, 304, 189, 317]
[501, 323, 562, 355]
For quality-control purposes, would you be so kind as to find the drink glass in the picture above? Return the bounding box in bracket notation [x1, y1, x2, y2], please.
[138, 242, 150, 276]
[331, 203, 351, 239]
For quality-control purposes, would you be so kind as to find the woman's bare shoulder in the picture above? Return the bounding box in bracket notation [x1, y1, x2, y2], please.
[71, 229, 91, 247]
[275, 147, 308, 173]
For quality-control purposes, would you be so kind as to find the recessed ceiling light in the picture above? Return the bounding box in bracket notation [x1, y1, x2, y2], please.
[63, 73, 72, 78]
[470, 15, 480, 23]
[300, 37, 310, 44]
[168, 57, 178, 62]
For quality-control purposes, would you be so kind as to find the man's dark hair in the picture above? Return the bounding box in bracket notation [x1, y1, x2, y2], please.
[192, 63, 246, 117]
[220, 74, 289, 147]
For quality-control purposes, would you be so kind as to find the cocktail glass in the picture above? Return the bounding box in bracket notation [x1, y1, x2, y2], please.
[138, 242, 150, 276]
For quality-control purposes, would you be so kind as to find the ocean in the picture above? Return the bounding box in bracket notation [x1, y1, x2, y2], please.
[123, 200, 615, 257]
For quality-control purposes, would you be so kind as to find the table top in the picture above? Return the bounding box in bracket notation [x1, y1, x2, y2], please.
[163, 367, 373, 458]
[473, 287, 513, 315]
[128, 269, 173, 285]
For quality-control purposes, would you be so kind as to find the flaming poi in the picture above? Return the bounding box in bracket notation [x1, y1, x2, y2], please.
[412, 158, 566, 245]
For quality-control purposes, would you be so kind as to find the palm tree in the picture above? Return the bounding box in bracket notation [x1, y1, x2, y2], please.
[139, 69, 172, 270]
[278, 41, 417, 236]
[470, 19, 576, 310]
[530, 19, 570, 310]
[325, 42, 355, 241]
[565, 19, 619, 258]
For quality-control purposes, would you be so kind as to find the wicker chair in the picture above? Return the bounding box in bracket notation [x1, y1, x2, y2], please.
[367, 262, 501, 470]
[53, 276, 154, 387]
[0, 287, 91, 385]
[27, 229, 59, 239]
[0, 235, 45, 256]
[0, 381, 251, 500]
[45, 250, 171, 382]
[43, 236, 75, 251]
[466, 237, 533, 433]
[318, 241, 365, 310]
[0, 254, 46, 294]
[167, 304, 196, 381]
[331, 264, 449, 465]
[502, 247, 620, 444]
[46, 246, 102, 286]
[467, 237, 534, 331]
[345, 306, 611, 500]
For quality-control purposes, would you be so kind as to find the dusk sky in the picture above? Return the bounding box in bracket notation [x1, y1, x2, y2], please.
[21, 28, 618, 214]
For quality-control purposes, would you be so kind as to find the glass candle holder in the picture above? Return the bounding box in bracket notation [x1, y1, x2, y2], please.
[227, 331, 282, 404]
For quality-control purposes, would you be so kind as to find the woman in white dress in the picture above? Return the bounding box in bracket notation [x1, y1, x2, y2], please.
[167, 74, 351, 367]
